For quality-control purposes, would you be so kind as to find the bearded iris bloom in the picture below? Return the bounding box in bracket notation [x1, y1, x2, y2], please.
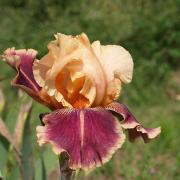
[2, 33, 161, 171]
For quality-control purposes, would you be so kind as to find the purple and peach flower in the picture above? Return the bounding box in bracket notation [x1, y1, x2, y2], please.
[1, 33, 161, 171]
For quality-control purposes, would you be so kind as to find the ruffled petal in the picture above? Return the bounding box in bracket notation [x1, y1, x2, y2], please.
[2, 48, 41, 92]
[33, 33, 106, 108]
[1, 48, 61, 110]
[105, 102, 161, 143]
[92, 42, 133, 84]
[92, 41, 133, 105]
[36, 108, 125, 171]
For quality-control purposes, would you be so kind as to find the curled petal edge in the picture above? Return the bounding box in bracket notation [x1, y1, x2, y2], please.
[105, 102, 161, 143]
[2, 48, 40, 92]
[1, 48, 61, 110]
[36, 108, 125, 171]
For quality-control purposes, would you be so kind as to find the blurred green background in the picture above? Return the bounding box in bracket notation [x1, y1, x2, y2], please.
[0, 0, 180, 179]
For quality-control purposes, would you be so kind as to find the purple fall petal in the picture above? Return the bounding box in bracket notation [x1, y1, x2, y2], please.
[3, 48, 41, 92]
[1, 48, 62, 110]
[105, 102, 161, 143]
[36, 108, 125, 170]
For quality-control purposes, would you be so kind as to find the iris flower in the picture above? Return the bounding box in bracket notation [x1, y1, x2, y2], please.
[1, 33, 161, 171]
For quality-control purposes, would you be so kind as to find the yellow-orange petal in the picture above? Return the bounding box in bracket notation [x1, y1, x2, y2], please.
[102, 78, 121, 106]
[55, 33, 78, 55]
[79, 77, 96, 107]
[33, 33, 107, 108]
[49, 33, 106, 106]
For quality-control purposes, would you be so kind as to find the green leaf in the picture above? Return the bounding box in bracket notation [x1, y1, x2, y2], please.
[0, 169, 3, 180]
[41, 153, 47, 180]
[43, 148, 58, 176]
[0, 118, 21, 157]
[6, 166, 20, 180]
[34, 158, 42, 180]
[0, 89, 5, 114]
[21, 107, 35, 180]
[2, 96, 21, 134]
[13, 98, 32, 148]
[34, 152, 47, 180]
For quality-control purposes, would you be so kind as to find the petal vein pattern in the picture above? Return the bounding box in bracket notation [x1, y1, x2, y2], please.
[36, 108, 125, 170]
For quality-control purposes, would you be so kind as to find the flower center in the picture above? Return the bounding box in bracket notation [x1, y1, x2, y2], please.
[55, 63, 91, 108]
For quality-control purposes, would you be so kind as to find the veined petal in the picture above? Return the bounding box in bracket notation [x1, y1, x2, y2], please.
[2, 48, 40, 93]
[1, 48, 61, 110]
[105, 102, 161, 143]
[36, 108, 125, 171]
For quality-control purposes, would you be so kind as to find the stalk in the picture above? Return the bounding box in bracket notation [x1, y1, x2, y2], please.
[59, 153, 76, 180]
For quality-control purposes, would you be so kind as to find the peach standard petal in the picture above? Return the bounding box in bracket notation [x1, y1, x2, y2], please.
[33, 33, 106, 108]
[92, 41, 133, 105]
[3, 34, 134, 109]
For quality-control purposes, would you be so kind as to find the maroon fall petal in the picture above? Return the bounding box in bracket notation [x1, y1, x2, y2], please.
[1, 48, 47, 105]
[36, 108, 125, 170]
[3, 48, 41, 93]
[1, 48, 62, 110]
[105, 102, 161, 143]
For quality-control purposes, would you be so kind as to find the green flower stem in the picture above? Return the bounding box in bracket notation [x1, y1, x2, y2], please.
[59, 153, 76, 180]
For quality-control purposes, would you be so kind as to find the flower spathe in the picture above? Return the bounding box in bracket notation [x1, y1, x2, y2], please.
[1, 33, 161, 171]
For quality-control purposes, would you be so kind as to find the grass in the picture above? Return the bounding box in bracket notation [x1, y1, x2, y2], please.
[0, 0, 180, 179]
